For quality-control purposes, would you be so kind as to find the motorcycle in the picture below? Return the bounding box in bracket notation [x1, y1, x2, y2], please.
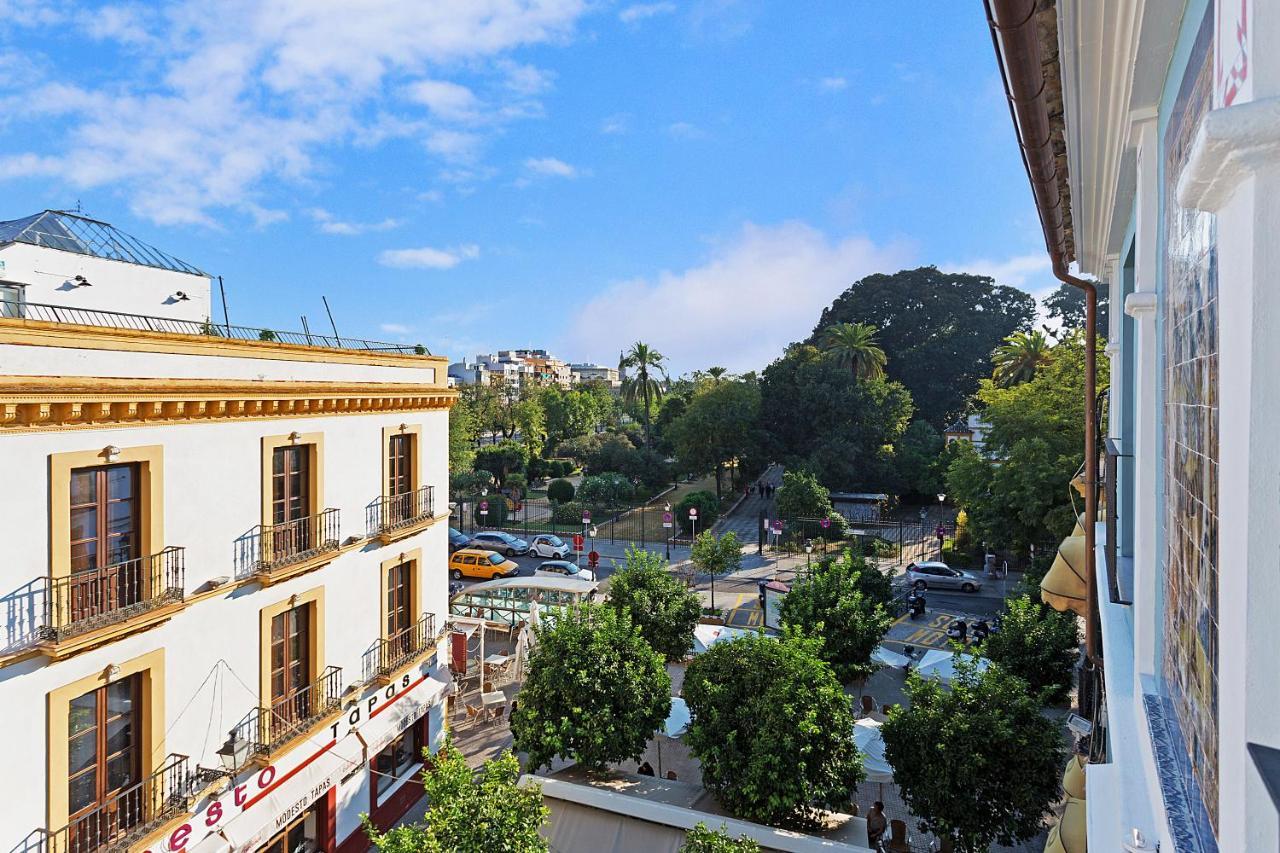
[970, 619, 991, 645]
[907, 590, 927, 618]
[946, 619, 968, 643]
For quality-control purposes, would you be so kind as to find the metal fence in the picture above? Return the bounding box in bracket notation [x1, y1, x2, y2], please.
[362, 613, 437, 682]
[367, 485, 435, 537]
[239, 508, 342, 576]
[41, 547, 185, 642]
[454, 496, 683, 548]
[231, 666, 343, 758]
[45, 753, 190, 853]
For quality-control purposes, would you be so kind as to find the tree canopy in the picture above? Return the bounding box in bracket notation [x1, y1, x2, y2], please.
[363, 742, 548, 853]
[605, 546, 702, 661]
[511, 603, 671, 771]
[668, 377, 762, 497]
[681, 824, 762, 853]
[992, 330, 1052, 387]
[683, 633, 863, 828]
[820, 321, 887, 381]
[620, 341, 668, 446]
[812, 267, 1036, 427]
[982, 594, 1079, 703]
[881, 655, 1065, 853]
[779, 552, 893, 682]
[1043, 282, 1110, 335]
[773, 469, 837, 520]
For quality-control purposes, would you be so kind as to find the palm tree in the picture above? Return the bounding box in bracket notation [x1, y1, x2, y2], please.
[992, 330, 1052, 386]
[820, 322, 887, 381]
[620, 341, 667, 446]
[706, 366, 729, 384]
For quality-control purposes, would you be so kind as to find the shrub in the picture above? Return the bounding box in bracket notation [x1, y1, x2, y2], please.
[681, 823, 761, 852]
[527, 457, 550, 483]
[981, 594, 1079, 703]
[547, 478, 576, 504]
[552, 500, 588, 525]
[577, 472, 634, 508]
[675, 490, 720, 534]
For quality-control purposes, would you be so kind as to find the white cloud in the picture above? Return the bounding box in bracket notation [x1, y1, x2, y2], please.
[600, 113, 631, 135]
[948, 251, 1053, 294]
[562, 221, 914, 374]
[524, 156, 580, 178]
[818, 76, 848, 92]
[619, 2, 676, 23]
[0, 0, 593, 224]
[378, 244, 480, 270]
[667, 121, 707, 140]
[308, 208, 401, 235]
[380, 322, 411, 335]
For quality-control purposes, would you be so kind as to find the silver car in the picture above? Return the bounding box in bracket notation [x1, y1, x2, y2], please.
[905, 561, 983, 593]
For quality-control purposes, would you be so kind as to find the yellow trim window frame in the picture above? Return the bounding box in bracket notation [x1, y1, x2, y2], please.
[260, 432, 324, 527]
[381, 423, 422, 498]
[380, 549, 423, 641]
[258, 586, 327, 714]
[46, 648, 166, 833]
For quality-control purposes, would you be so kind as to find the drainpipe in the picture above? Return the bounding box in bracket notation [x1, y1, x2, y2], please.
[985, 0, 1101, 665]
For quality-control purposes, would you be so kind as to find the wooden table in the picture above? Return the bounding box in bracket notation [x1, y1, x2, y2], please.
[481, 690, 506, 709]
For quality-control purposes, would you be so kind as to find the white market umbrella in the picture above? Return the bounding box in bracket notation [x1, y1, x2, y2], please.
[656, 697, 690, 778]
[914, 649, 990, 685]
[691, 624, 765, 655]
[871, 645, 911, 670]
[853, 718, 894, 784]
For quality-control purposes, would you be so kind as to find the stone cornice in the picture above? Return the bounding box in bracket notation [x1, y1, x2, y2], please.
[0, 375, 457, 432]
[1178, 96, 1280, 212]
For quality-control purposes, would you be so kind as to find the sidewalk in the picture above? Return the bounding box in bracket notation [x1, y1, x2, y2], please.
[713, 463, 783, 541]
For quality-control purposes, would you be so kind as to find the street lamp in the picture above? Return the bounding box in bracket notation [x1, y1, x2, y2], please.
[664, 503, 672, 560]
[589, 525, 598, 566]
[937, 493, 947, 557]
[804, 539, 813, 578]
[216, 729, 251, 774]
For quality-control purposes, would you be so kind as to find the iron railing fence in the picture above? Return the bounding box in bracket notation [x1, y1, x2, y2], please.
[0, 298, 428, 354]
[246, 509, 341, 573]
[41, 547, 185, 642]
[362, 613, 437, 682]
[367, 486, 435, 536]
[43, 753, 190, 853]
[231, 666, 343, 758]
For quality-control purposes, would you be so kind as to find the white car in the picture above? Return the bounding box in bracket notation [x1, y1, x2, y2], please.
[529, 533, 571, 559]
[534, 560, 595, 583]
[905, 561, 983, 593]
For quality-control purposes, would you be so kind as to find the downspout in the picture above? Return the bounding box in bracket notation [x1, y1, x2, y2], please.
[984, 0, 1101, 664]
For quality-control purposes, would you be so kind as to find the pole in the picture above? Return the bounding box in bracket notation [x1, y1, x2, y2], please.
[217, 275, 231, 332]
[322, 295, 340, 340]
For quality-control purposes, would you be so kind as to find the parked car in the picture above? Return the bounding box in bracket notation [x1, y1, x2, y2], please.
[449, 548, 520, 581]
[529, 533, 570, 559]
[534, 560, 595, 583]
[448, 527, 471, 552]
[468, 530, 530, 557]
[905, 561, 983, 593]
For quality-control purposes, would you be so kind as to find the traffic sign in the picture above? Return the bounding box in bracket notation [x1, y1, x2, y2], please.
[762, 517, 770, 530]
[573, 533, 584, 550]
[936, 525, 946, 539]
[479, 500, 489, 516]
[582, 509, 591, 523]
[662, 511, 673, 528]
[771, 520, 783, 534]
[689, 507, 698, 518]
[819, 517, 831, 529]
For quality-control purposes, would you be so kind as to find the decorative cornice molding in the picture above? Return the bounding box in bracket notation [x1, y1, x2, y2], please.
[1178, 96, 1280, 212]
[0, 376, 456, 433]
[1124, 291, 1158, 318]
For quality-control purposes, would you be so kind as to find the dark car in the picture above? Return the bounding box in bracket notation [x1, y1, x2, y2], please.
[468, 530, 530, 557]
[448, 528, 471, 553]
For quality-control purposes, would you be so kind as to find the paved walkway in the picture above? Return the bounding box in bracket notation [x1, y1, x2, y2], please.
[713, 463, 783, 541]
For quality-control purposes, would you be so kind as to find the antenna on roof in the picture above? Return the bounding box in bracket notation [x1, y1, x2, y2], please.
[300, 315, 314, 345]
[75, 199, 82, 214]
[217, 276, 231, 332]
[321, 295, 340, 341]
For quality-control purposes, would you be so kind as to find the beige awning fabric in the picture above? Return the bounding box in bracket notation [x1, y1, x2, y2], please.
[1062, 754, 1086, 801]
[1072, 512, 1087, 537]
[1044, 796, 1087, 853]
[1041, 535, 1088, 617]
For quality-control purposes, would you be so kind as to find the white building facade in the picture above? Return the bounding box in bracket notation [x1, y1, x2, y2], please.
[990, 1, 1280, 850]
[0, 214, 457, 853]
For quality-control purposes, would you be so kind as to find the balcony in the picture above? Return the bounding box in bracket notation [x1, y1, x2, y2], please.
[38, 548, 186, 658]
[231, 666, 343, 760]
[362, 613, 438, 684]
[366, 485, 437, 545]
[42, 753, 191, 853]
[239, 509, 341, 585]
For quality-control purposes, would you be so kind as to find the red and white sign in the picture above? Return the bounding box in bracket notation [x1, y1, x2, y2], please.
[1216, 0, 1251, 106]
[581, 509, 591, 522]
[572, 533, 584, 551]
[688, 508, 698, 518]
[150, 663, 449, 853]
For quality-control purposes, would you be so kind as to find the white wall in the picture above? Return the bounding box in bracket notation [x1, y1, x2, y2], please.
[0, 242, 211, 322]
[0, 407, 451, 838]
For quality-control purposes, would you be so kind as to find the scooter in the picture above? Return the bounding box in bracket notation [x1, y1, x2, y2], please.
[946, 619, 968, 643]
[970, 619, 991, 645]
[907, 590, 927, 619]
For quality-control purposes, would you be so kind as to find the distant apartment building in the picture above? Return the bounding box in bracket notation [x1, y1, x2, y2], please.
[450, 349, 582, 390]
[0, 210, 455, 851]
[569, 363, 621, 389]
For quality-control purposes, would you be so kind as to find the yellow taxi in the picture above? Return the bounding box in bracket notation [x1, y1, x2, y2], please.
[449, 548, 519, 581]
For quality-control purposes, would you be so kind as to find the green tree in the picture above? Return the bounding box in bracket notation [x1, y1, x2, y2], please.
[363, 741, 548, 853]
[812, 266, 1036, 426]
[774, 469, 837, 520]
[473, 440, 529, 487]
[684, 633, 863, 828]
[690, 530, 743, 611]
[606, 546, 701, 661]
[620, 341, 668, 447]
[546, 477, 575, 503]
[512, 396, 547, 459]
[450, 469, 492, 499]
[512, 603, 671, 771]
[893, 419, 945, 498]
[674, 490, 720, 534]
[992, 330, 1052, 387]
[982, 594, 1079, 703]
[881, 655, 1065, 853]
[704, 366, 730, 383]
[681, 823, 761, 852]
[812, 549, 895, 608]
[576, 472, 635, 508]
[448, 393, 480, 476]
[820, 321, 887, 381]
[779, 554, 892, 682]
[759, 345, 913, 492]
[668, 379, 762, 497]
[1043, 282, 1110, 335]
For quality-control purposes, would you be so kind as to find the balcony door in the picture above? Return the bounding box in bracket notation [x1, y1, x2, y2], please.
[270, 604, 311, 731]
[68, 674, 141, 849]
[386, 560, 413, 660]
[271, 446, 311, 556]
[387, 434, 413, 524]
[69, 464, 141, 624]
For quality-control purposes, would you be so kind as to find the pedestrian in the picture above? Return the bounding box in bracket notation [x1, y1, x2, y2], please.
[866, 801, 888, 848]
[666, 770, 678, 780]
[637, 761, 655, 777]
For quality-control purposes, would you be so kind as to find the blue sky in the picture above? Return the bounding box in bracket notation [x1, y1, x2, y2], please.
[0, 1, 1052, 374]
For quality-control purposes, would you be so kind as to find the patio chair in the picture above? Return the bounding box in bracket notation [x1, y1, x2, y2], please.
[885, 819, 910, 853]
[463, 703, 483, 725]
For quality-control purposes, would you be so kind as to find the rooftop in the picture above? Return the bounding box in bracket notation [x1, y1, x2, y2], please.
[0, 210, 207, 276]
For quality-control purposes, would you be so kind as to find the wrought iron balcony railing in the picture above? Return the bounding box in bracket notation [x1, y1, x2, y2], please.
[43, 753, 190, 853]
[231, 666, 343, 758]
[0, 298, 429, 355]
[362, 613, 437, 682]
[40, 548, 185, 643]
[367, 485, 435, 536]
[246, 509, 341, 573]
